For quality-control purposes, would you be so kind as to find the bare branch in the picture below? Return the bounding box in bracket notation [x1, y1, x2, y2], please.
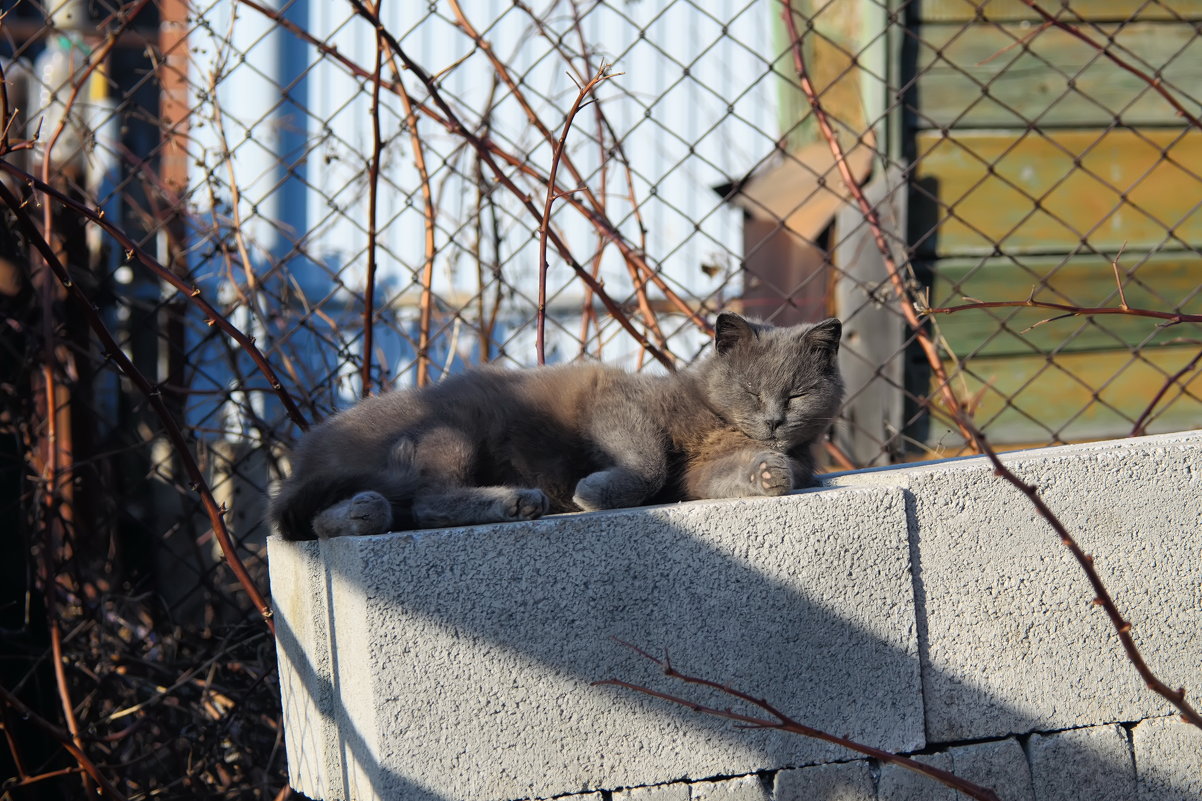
[341, 0, 677, 368]
[955, 420, 1202, 728]
[1130, 348, 1202, 437]
[0, 160, 311, 432]
[1016, 0, 1202, 129]
[597, 639, 1002, 801]
[0, 179, 275, 630]
[924, 297, 1202, 325]
[538, 65, 620, 364]
[0, 683, 128, 801]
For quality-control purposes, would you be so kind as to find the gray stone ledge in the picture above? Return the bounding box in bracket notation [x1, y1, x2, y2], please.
[272, 486, 923, 801]
[270, 430, 1202, 801]
[830, 429, 1202, 741]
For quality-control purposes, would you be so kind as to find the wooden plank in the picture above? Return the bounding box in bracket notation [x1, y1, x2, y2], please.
[834, 166, 908, 465]
[912, 128, 1202, 256]
[927, 251, 1202, 356]
[912, 22, 1202, 128]
[775, 2, 872, 153]
[913, 0, 1202, 23]
[740, 218, 831, 325]
[927, 344, 1202, 445]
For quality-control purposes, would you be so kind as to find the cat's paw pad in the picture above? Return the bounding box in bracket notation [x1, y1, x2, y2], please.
[502, 488, 549, 521]
[750, 452, 793, 496]
[312, 491, 392, 538]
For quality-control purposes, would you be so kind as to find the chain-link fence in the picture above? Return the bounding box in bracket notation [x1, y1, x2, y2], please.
[2, 0, 1200, 796]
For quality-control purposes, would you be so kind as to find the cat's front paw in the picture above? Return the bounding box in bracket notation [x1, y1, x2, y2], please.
[749, 451, 793, 496]
[501, 488, 550, 521]
[312, 491, 392, 538]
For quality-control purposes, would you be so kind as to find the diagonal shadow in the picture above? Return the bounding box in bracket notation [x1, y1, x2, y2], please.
[271, 481, 1196, 801]
[275, 610, 453, 801]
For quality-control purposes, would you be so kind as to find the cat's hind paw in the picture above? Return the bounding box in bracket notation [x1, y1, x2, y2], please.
[572, 468, 651, 511]
[500, 487, 550, 521]
[312, 491, 392, 538]
[749, 451, 793, 496]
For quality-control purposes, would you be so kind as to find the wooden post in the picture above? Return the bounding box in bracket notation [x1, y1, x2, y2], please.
[833, 165, 907, 466]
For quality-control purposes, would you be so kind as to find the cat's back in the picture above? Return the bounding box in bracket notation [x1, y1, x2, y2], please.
[291, 361, 648, 472]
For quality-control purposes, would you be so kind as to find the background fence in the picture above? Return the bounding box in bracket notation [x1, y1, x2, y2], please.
[1, 0, 1199, 797]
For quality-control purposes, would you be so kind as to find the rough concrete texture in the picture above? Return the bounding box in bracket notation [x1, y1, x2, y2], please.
[271, 486, 922, 801]
[689, 775, 769, 801]
[613, 783, 690, 801]
[876, 753, 955, 801]
[773, 760, 874, 801]
[1133, 716, 1202, 800]
[268, 533, 344, 800]
[828, 430, 1202, 742]
[1028, 724, 1134, 801]
[945, 739, 1034, 801]
[272, 430, 1202, 801]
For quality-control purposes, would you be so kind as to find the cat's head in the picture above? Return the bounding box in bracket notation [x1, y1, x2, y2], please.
[701, 313, 844, 447]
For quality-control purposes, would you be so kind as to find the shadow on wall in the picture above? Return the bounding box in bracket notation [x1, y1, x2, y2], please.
[271, 481, 1195, 801]
[275, 613, 451, 801]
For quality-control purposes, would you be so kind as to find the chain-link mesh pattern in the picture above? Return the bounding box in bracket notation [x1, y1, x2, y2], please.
[1, 0, 1199, 796]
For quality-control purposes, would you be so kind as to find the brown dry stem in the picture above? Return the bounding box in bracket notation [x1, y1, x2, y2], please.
[596, 639, 1002, 801]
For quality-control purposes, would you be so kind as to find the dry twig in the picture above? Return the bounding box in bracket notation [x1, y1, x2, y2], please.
[955, 420, 1202, 728]
[360, 0, 386, 395]
[0, 180, 275, 630]
[923, 297, 1202, 326]
[537, 65, 620, 364]
[596, 639, 1002, 801]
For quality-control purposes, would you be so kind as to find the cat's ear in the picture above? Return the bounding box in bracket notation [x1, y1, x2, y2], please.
[715, 313, 756, 355]
[803, 318, 842, 361]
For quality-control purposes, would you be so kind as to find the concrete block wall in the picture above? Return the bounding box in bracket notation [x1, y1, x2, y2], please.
[269, 431, 1202, 801]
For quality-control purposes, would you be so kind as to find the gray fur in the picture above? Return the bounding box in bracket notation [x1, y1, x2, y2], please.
[269, 314, 843, 539]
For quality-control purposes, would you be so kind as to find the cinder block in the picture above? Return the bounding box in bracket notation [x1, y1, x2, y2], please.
[877, 752, 955, 801]
[774, 760, 874, 801]
[271, 485, 923, 801]
[690, 774, 769, 801]
[1133, 716, 1202, 800]
[269, 533, 342, 799]
[1028, 724, 1133, 801]
[947, 738, 1033, 801]
[614, 783, 690, 801]
[833, 431, 1202, 741]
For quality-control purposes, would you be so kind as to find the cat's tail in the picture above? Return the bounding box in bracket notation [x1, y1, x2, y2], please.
[268, 469, 420, 541]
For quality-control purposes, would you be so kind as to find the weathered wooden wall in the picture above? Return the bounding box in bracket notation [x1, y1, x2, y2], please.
[908, 0, 1202, 446]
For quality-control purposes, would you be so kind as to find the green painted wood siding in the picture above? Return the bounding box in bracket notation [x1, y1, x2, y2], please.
[913, 0, 1202, 23]
[905, 3, 1202, 444]
[940, 344, 1202, 442]
[912, 23, 1202, 128]
[912, 128, 1202, 256]
[928, 252, 1202, 357]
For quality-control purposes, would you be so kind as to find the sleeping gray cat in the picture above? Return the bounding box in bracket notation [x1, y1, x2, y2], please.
[270, 313, 843, 540]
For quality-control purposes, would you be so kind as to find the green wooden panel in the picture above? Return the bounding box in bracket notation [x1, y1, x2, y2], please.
[928, 252, 1202, 356]
[773, 1, 875, 152]
[913, 22, 1202, 128]
[913, 129, 1202, 256]
[914, 0, 1202, 22]
[930, 344, 1202, 445]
